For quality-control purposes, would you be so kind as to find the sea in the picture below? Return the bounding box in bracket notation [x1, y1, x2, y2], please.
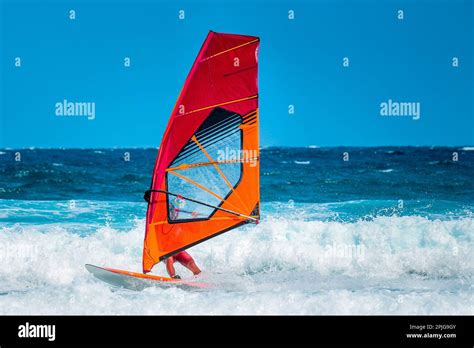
[0, 147, 473, 314]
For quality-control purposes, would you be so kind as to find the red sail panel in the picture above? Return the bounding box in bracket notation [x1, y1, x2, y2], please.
[143, 31, 260, 273]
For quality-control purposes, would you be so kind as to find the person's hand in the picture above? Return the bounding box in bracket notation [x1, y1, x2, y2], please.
[171, 275, 181, 280]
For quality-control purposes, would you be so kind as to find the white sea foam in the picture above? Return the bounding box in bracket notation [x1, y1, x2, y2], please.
[0, 215, 472, 314]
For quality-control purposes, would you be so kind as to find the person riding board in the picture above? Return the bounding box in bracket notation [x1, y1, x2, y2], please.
[144, 189, 201, 279]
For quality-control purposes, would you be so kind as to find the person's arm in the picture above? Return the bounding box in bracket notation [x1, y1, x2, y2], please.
[166, 257, 180, 278]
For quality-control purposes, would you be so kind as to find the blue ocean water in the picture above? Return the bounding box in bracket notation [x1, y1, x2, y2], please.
[0, 147, 473, 314]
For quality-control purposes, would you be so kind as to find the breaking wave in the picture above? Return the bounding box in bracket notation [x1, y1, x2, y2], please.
[0, 206, 472, 315]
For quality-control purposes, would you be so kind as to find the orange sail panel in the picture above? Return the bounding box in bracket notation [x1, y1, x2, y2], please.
[143, 31, 260, 273]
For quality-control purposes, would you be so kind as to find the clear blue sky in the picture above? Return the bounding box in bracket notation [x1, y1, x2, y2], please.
[0, 0, 472, 148]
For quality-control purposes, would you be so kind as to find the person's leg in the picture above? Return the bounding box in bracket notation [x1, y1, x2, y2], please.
[176, 251, 201, 275]
[165, 257, 177, 277]
[185, 260, 201, 275]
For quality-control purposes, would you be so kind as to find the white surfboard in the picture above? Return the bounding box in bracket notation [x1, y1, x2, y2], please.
[85, 264, 210, 291]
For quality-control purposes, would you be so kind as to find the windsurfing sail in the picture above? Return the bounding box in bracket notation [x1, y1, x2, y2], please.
[142, 31, 260, 273]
